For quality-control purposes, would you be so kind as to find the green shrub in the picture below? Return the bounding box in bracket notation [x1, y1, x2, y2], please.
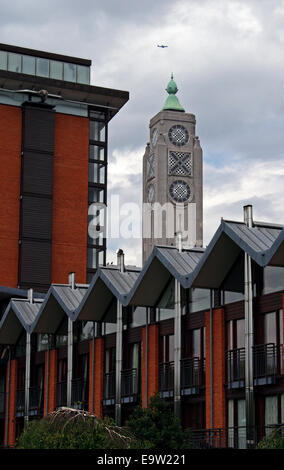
[17, 409, 137, 449]
[126, 393, 192, 449]
[257, 430, 284, 449]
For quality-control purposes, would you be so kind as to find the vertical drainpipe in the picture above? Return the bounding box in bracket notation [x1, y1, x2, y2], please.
[24, 288, 33, 427]
[145, 308, 149, 408]
[244, 205, 255, 448]
[67, 272, 75, 408]
[4, 346, 11, 447]
[209, 289, 213, 429]
[174, 233, 182, 419]
[91, 321, 96, 415]
[45, 336, 50, 416]
[115, 249, 124, 426]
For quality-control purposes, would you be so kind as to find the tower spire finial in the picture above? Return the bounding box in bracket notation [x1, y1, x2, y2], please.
[162, 74, 185, 112]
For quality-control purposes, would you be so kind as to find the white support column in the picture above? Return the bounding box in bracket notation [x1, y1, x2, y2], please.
[24, 332, 31, 426]
[174, 279, 182, 419]
[244, 205, 255, 448]
[67, 317, 73, 408]
[115, 249, 125, 426]
[115, 300, 123, 426]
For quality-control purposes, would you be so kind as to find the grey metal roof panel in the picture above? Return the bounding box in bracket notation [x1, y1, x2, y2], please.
[225, 221, 282, 254]
[186, 219, 284, 289]
[0, 298, 43, 343]
[156, 246, 204, 278]
[51, 285, 88, 312]
[125, 245, 205, 306]
[73, 267, 141, 321]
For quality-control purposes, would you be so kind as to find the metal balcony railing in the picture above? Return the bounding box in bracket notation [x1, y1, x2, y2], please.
[0, 392, 6, 416]
[56, 381, 67, 408]
[71, 378, 89, 410]
[181, 357, 203, 395]
[226, 348, 245, 388]
[103, 371, 115, 404]
[29, 386, 43, 412]
[226, 344, 283, 388]
[121, 368, 139, 402]
[253, 343, 283, 385]
[16, 388, 25, 412]
[159, 361, 174, 397]
[189, 425, 284, 449]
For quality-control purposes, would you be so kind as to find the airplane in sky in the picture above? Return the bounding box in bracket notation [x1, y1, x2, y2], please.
[157, 45, 168, 48]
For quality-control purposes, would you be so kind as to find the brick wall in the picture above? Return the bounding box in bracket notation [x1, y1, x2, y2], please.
[141, 324, 159, 407]
[47, 349, 58, 413]
[93, 337, 104, 419]
[0, 104, 22, 287]
[205, 308, 226, 429]
[52, 113, 89, 285]
[6, 359, 17, 447]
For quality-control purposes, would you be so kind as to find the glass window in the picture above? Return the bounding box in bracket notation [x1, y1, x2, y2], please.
[87, 247, 97, 269]
[265, 395, 278, 433]
[89, 162, 98, 183]
[0, 51, 8, 70]
[8, 53, 21, 73]
[224, 290, 244, 304]
[36, 58, 49, 77]
[88, 187, 105, 203]
[37, 333, 50, 351]
[77, 65, 90, 84]
[89, 110, 105, 120]
[131, 306, 146, 327]
[90, 120, 106, 142]
[188, 288, 210, 313]
[264, 312, 277, 345]
[160, 334, 174, 363]
[64, 62, 76, 82]
[98, 250, 104, 266]
[50, 60, 63, 80]
[237, 400, 246, 449]
[56, 317, 68, 347]
[80, 321, 94, 341]
[191, 329, 201, 357]
[236, 319, 245, 349]
[89, 144, 105, 161]
[99, 164, 106, 184]
[157, 279, 175, 321]
[22, 55, 35, 75]
[263, 266, 284, 295]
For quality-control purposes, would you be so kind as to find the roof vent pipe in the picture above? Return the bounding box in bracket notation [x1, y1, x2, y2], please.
[243, 205, 253, 228]
[68, 272, 75, 289]
[116, 249, 125, 273]
[28, 288, 33, 304]
[175, 231, 182, 253]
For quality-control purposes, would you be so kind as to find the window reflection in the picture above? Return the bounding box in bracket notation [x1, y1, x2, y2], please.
[263, 266, 284, 295]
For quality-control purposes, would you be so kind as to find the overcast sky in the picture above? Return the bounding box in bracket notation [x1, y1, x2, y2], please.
[1, 0, 284, 266]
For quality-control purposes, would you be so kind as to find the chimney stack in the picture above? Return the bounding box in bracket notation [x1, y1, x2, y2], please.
[243, 205, 253, 228]
[116, 249, 125, 273]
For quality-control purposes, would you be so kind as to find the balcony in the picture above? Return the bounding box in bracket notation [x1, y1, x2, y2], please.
[0, 392, 6, 418]
[159, 362, 174, 398]
[121, 368, 139, 404]
[29, 386, 44, 415]
[226, 344, 283, 389]
[181, 357, 204, 396]
[56, 381, 67, 408]
[226, 348, 245, 389]
[189, 425, 284, 449]
[16, 388, 25, 416]
[103, 371, 115, 406]
[71, 378, 89, 410]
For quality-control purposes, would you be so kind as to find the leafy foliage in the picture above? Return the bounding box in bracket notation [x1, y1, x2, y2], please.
[257, 429, 284, 449]
[17, 407, 136, 449]
[126, 393, 192, 449]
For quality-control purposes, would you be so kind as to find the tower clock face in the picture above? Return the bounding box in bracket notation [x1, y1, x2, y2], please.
[152, 128, 158, 147]
[168, 125, 189, 147]
[147, 183, 155, 203]
[169, 180, 191, 203]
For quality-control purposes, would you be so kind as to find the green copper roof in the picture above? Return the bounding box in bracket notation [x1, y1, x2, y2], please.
[162, 74, 185, 112]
